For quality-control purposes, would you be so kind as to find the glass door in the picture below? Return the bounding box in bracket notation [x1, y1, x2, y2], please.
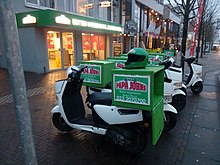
[47, 31, 75, 70]
[62, 32, 75, 68]
[47, 31, 62, 70]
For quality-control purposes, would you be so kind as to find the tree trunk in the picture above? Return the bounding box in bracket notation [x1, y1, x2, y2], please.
[200, 27, 204, 57]
[0, 1, 38, 165]
[196, 20, 203, 63]
[180, 15, 189, 74]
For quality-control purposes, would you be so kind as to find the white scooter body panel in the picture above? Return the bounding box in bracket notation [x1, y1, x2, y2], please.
[164, 82, 173, 95]
[187, 63, 203, 87]
[51, 104, 107, 135]
[165, 69, 183, 82]
[164, 104, 177, 114]
[94, 105, 143, 124]
[172, 89, 186, 96]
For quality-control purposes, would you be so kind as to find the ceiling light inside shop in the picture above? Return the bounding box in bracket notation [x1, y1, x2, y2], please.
[151, 10, 154, 13]
[157, 17, 159, 20]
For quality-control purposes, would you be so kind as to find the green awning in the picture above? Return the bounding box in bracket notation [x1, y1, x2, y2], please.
[16, 9, 122, 34]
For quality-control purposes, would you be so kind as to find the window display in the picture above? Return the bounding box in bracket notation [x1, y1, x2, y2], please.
[82, 33, 106, 61]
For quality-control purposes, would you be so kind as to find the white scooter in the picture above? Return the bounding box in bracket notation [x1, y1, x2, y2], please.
[52, 65, 153, 154]
[170, 56, 203, 95]
[86, 77, 177, 132]
[159, 58, 186, 112]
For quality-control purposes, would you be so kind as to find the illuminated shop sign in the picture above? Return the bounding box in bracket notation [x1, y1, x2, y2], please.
[83, 3, 94, 9]
[17, 10, 122, 33]
[55, 15, 71, 25]
[99, 1, 111, 7]
[72, 18, 122, 32]
[22, 14, 36, 24]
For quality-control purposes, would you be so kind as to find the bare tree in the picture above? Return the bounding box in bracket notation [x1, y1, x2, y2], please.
[0, 0, 37, 164]
[166, 0, 200, 67]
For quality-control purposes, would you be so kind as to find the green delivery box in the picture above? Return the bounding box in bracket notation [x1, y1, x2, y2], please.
[107, 57, 127, 69]
[148, 53, 165, 66]
[164, 50, 175, 57]
[112, 66, 164, 111]
[79, 60, 115, 88]
[120, 53, 127, 57]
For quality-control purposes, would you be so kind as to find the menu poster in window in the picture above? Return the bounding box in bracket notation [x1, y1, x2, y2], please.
[92, 35, 98, 50]
[98, 36, 105, 50]
[47, 33, 55, 49]
[67, 34, 73, 49]
[113, 43, 122, 56]
[82, 35, 90, 50]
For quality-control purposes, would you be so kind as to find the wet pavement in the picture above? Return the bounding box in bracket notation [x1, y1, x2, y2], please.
[0, 52, 220, 165]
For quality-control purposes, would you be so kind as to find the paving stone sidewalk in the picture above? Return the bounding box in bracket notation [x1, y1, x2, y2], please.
[0, 52, 220, 165]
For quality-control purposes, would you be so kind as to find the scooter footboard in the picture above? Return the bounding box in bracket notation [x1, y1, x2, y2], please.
[94, 105, 143, 125]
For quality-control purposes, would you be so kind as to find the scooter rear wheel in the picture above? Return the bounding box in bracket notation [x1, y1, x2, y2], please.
[52, 113, 73, 132]
[171, 94, 186, 112]
[191, 81, 203, 95]
[123, 126, 147, 154]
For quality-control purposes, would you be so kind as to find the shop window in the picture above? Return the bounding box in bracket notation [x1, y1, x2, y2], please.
[64, 0, 73, 12]
[40, 0, 55, 8]
[25, 0, 56, 8]
[99, 6, 110, 21]
[82, 33, 106, 61]
[75, 0, 94, 17]
[26, 0, 37, 4]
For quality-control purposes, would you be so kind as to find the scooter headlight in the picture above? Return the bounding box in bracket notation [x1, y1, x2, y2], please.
[173, 82, 182, 88]
[164, 95, 172, 103]
[196, 72, 202, 78]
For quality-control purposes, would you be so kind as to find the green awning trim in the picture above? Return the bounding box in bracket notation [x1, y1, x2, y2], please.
[16, 9, 122, 34]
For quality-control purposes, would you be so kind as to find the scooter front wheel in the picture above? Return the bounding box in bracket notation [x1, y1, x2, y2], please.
[52, 113, 73, 132]
[191, 81, 203, 95]
[164, 111, 177, 132]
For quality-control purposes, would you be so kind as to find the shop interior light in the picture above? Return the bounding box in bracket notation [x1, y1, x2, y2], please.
[155, 13, 158, 15]
[157, 17, 159, 20]
[149, 13, 151, 16]
[151, 10, 154, 13]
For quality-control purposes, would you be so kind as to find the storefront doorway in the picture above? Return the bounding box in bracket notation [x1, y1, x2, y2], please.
[47, 31, 75, 70]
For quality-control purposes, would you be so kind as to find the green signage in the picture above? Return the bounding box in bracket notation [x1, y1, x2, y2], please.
[81, 64, 101, 84]
[164, 50, 175, 57]
[148, 55, 163, 65]
[115, 60, 126, 68]
[113, 74, 150, 105]
[16, 10, 122, 33]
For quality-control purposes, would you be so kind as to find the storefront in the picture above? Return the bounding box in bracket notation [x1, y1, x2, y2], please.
[15, 9, 122, 73]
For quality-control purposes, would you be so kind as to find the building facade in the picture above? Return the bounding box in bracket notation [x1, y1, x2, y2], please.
[0, 0, 122, 73]
[0, 0, 181, 73]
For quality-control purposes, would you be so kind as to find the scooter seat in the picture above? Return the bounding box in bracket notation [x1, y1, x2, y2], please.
[184, 57, 196, 64]
[88, 92, 112, 106]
